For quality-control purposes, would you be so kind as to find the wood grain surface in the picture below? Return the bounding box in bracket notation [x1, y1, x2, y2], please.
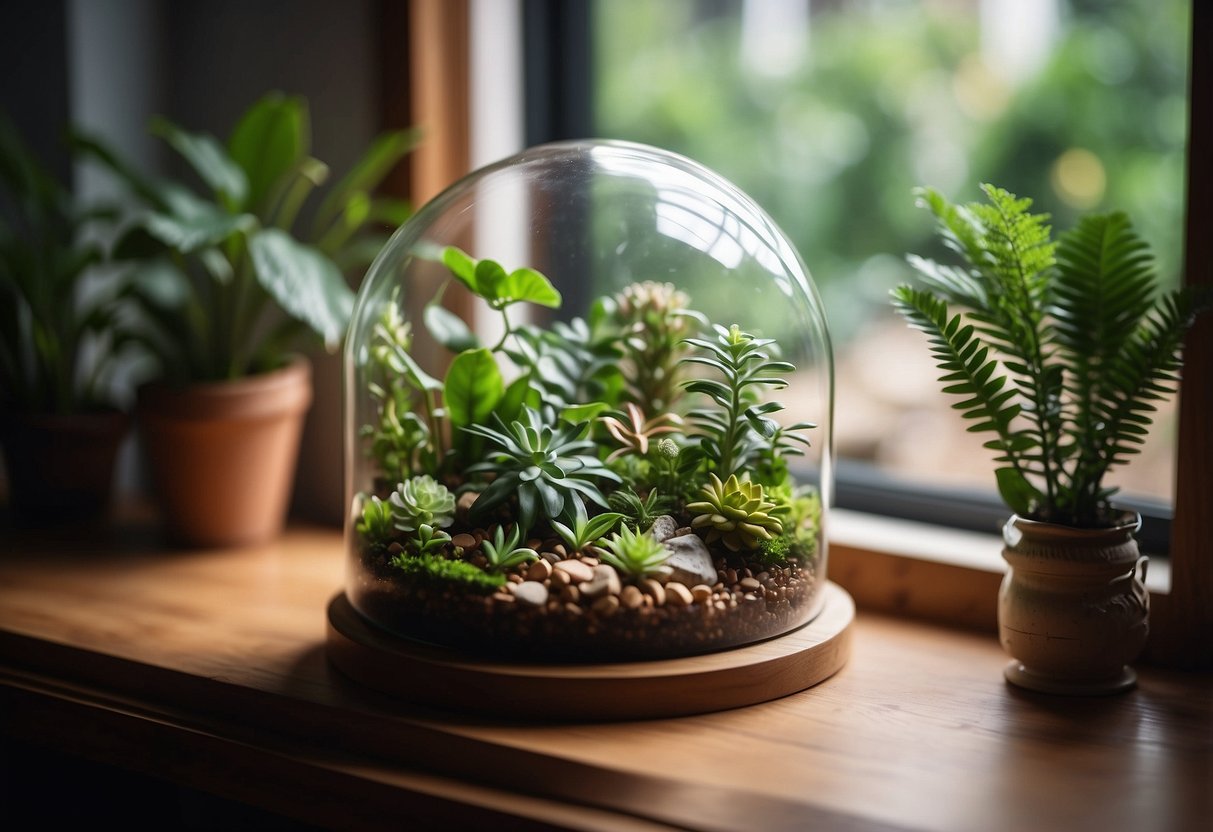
[1, 522, 1209, 831]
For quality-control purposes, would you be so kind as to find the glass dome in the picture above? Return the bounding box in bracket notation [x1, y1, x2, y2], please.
[344, 140, 833, 661]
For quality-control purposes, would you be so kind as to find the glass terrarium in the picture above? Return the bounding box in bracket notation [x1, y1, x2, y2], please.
[344, 140, 833, 662]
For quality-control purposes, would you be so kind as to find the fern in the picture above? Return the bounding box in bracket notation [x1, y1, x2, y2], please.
[895, 184, 1205, 527]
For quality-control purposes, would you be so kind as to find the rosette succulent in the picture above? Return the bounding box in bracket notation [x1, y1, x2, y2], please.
[390, 475, 456, 532]
[464, 407, 620, 532]
[687, 473, 783, 552]
[597, 524, 671, 581]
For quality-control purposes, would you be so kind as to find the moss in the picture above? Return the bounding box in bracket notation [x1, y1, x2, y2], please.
[390, 552, 506, 594]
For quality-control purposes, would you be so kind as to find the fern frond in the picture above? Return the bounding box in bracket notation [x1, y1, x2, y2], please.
[890, 285, 1040, 514]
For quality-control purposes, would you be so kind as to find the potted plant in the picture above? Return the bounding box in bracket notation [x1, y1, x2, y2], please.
[892, 183, 1207, 694]
[345, 245, 824, 661]
[81, 92, 414, 546]
[0, 117, 136, 524]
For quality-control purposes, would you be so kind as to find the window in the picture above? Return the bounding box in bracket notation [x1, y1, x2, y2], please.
[525, 0, 1193, 554]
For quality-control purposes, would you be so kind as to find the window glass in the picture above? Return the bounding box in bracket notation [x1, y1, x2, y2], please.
[592, 0, 1192, 507]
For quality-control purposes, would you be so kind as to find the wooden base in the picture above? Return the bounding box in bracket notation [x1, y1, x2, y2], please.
[327, 581, 854, 720]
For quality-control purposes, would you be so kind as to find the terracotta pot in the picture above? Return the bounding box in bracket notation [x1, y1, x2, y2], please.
[0, 408, 129, 525]
[998, 512, 1149, 695]
[137, 358, 312, 547]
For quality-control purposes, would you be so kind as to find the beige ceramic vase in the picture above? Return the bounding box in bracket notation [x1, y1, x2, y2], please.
[998, 512, 1149, 695]
[137, 357, 312, 547]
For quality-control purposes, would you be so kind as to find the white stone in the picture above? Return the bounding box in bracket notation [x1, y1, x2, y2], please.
[662, 533, 718, 587]
[648, 515, 679, 542]
[511, 581, 549, 606]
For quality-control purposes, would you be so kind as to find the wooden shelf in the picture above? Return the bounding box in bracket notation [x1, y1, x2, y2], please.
[1, 521, 1209, 831]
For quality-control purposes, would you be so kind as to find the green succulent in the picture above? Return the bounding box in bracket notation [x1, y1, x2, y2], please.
[464, 407, 621, 532]
[391, 551, 505, 594]
[356, 495, 395, 545]
[390, 475, 456, 533]
[597, 525, 671, 581]
[612, 280, 706, 414]
[687, 473, 784, 552]
[681, 324, 812, 480]
[480, 525, 539, 572]
[550, 501, 625, 553]
[607, 487, 672, 531]
[411, 523, 451, 556]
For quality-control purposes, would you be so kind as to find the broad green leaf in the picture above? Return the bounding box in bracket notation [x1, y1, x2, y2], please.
[995, 467, 1039, 517]
[561, 402, 610, 423]
[313, 128, 418, 233]
[475, 259, 508, 299]
[445, 348, 503, 429]
[227, 93, 306, 213]
[151, 117, 248, 208]
[133, 204, 255, 255]
[496, 374, 532, 423]
[492, 267, 562, 309]
[442, 246, 478, 291]
[247, 228, 354, 349]
[423, 304, 479, 352]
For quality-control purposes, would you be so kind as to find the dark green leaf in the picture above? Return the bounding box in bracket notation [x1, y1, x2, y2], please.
[444, 348, 503, 429]
[424, 304, 479, 352]
[151, 117, 248, 208]
[247, 228, 353, 349]
[226, 93, 306, 213]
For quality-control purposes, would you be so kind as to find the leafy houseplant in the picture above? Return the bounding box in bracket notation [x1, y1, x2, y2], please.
[0, 118, 134, 521]
[893, 183, 1207, 694]
[86, 92, 414, 545]
[347, 245, 824, 661]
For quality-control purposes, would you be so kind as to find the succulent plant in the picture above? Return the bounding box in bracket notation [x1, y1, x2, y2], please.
[390, 475, 456, 533]
[607, 487, 673, 531]
[600, 402, 683, 463]
[687, 473, 784, 552]
[411, 522, 451, 556]
[681, 324, 812, 480]
[356, 495, 396, 545]
[613, 280, 705, 413]
[597, 524, 671, 581]
[549, 501, 625, 553]
[480, 525, 539, 572]
[464, 407, 620, 532]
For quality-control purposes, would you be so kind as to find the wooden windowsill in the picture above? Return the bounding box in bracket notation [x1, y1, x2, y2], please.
[0, 519, 1208, 830]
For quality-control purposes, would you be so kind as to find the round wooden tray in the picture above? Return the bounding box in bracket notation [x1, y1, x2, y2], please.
[326, 581, 854, 720]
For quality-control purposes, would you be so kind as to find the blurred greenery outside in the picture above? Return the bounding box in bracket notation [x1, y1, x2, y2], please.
[591, 0, 1192, 504]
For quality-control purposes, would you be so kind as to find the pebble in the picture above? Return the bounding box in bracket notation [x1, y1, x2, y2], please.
[579, 564, 622, 599]
[511, 581, 549, 606]
[552, 544, 568, 558]
[581, 556, 600, 567]
[620, 585, 644, 609]
[665, 582, 693, 607]
[387, 542, 403, 555]
[526, 559, 553, 582]
[550, 570, 571, 587]
[564, 602, 583, 617]
[527, 538, 543, 551]
[507, 573, 524, 584]
[740, 577, 762, 592]
[592, 595, 620, 616]
[691, 584, 712, 603]
[491, 591, 515, 604]
[540, 550, 562, 564]
[674, 527, 693, 537]
[450, 533, 477, 549]
[554, 559, 595, 583]
[724, 568, 738, 585]
[457, 492, 478, 514]
[648, 515, 679, 542]
[662, 534, 718, 587]
[560, 585, 581, 603]
[641, 578, 666, 606]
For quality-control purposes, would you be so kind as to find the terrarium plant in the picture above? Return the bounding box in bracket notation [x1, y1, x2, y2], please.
[77, 92, 415, 545]
[348, 242, 824, 660]
[892, 183, 1208, 694]
[0, 116, 137, 520]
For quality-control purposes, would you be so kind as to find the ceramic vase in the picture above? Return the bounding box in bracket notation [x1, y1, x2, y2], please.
[999, 512, 1149, 695]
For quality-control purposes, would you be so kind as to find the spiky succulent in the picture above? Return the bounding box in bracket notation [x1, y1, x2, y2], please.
[608, 487, 673, 531]
[550, 500, 625, 553]
[687, 473, 784, 552]
[480, 525, 539, 572]
[356, 495, 396, 545]
[464, 407, 621, 532]
[390, 475, 456, 533]
[597, 524, 671, 581]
